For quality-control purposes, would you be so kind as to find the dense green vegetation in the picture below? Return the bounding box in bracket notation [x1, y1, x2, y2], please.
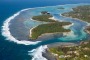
[32, 14, 56, 22]
[30, 11, 71, 39]
[48, 40, 90, 60]
[31, 22, 71, 39]
[62, 5, 90, 22]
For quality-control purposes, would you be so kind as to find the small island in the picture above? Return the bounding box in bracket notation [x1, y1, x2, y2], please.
[32, 11, 57, 22]
[30, 11, 71, 39]
[41, 11, 50, 15]
[30, 22, 71, 39]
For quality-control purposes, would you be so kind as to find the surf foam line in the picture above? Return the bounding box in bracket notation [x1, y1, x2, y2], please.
[1, 8, 41, 45]
[28, 45, 48, 60]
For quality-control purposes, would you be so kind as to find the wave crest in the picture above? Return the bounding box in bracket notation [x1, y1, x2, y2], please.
[1, 8, 40, 45]
[28, 45, 48, 60]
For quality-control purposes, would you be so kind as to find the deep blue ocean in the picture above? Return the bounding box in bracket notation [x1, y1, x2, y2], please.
[0, 0, 90, 60]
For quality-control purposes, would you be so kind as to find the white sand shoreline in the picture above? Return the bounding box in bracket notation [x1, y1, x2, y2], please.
[30, 26, 38, 38]
[49, 17, 58, 21]
[62, 23, 74, 29]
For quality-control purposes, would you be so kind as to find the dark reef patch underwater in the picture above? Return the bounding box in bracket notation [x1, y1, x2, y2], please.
[0, 0, 90, 60]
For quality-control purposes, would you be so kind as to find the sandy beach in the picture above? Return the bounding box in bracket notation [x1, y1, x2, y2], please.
[29, 26, 38, 38]
[62, 23, 74, 29]
[49, 17, 58, 21]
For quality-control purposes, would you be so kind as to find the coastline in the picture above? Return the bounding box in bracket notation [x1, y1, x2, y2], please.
[49, 17, 58, 21]
[60, 12, 88, 24]
[60, 13, 89, 34]
[43, 39, 90, 60]
[30, 18, 49, 23]
[42, 42, 79, 60]
[47, 42, 78, 48]
[29, 26, 38, 38]
[62, 23, 74, 29]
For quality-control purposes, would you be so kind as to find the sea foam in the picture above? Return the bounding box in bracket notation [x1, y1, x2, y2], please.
[2, 8, 40, 45]
[2, 8, 48, 60]
[28, 45, 48, 60]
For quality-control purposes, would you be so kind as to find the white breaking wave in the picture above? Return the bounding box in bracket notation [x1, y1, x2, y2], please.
[1, 8, 48, 60]
[1, 8, 40, 45]
[28, 45, 48, 60]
